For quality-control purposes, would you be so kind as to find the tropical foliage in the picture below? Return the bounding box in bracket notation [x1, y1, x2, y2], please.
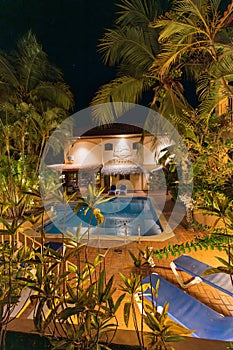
[119, 270, 193, 350]
[0, 3, 232, 349]
[0, 31, 74, 218]
[91, 0, 233, 208]
[73, 184, 112, 240]
[24, 244, 121, 350]
[91, 0, 171, 123]
[149, 0, 233, 119]
[93, 0, 233, 131]
[0, 210, 38, 350]
[142, 281, 193, 350]
[189, 130, 233, 197]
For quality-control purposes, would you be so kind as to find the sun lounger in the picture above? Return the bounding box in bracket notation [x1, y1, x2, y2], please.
[34, 241, 63, 253]
[170, 254, 233, 297]
[118, 184, 127, 195]
[9, 288, 34, 318]
[44, 241, 63, 251]
[108, 185, 117, 195]
[139, 273, 233, 341]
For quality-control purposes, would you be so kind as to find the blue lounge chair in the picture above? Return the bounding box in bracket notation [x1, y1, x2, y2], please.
[20, 242, 63, 267]
[34, 241, 63, 255]
[140, 273, 233, 341]
[44, 241, 63, 251]
[10, 287, 34, 318]
[118, 184, 127, 195]
[170, 254, 233, 297]
[108, 185, 117, 195]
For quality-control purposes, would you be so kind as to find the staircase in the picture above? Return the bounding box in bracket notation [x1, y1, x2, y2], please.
[0, 229, 42, 251]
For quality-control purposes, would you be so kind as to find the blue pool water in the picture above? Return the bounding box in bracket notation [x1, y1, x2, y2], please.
[45, 196, 163, 237]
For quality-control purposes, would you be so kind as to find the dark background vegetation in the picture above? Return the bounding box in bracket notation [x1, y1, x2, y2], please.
[0, 0, 231, 111]
[0, 0, 117, 110]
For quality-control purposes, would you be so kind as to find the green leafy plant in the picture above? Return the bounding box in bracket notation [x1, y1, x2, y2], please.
[128, 247, 156, 270]
[195, 191, 233, 284]
[202, 253, 233, 285]
[74, 184, 112, 241]
[144, 303, 193, 350]
[25, 243, 124, 350]
[119, 272, 145, 349]
[0, 31, 74, 219]
[142, 280, 193, 350]
[120, 272, 192, 350]
[0, 213, 36, 350]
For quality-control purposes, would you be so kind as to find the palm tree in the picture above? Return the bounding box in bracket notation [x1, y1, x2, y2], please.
[149, 0, 233, 128]
[91, 0, 179, 124]
[0, 31, 74, 169]
[0, 31, 74, 120]
[92, 0, 233, 135]
[0, 31, 74, 217]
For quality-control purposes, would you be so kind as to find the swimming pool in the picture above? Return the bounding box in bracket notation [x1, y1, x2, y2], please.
[44, 196, 163, 237]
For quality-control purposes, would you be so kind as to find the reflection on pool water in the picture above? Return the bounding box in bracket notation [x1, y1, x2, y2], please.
[44, 196, 163, 237]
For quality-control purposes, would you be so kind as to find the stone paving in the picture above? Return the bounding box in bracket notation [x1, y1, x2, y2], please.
[82, 228, 233, 331]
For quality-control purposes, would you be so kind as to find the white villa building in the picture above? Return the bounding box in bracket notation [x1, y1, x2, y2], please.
[55, 124, 168, 195]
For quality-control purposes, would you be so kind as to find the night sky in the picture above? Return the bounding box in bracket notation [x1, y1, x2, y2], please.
[0, 0, 231, 112]
[0, 0, 117, 110]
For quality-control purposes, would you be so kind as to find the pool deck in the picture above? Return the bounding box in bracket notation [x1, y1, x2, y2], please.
[8, 192, 233, 349]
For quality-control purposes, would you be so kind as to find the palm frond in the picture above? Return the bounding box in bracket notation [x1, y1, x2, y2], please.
[91, 75, 151, 124]
[99, 27, 156, 70]
[169, 0, 213, 23]
[32, 82, 74, 111]
[149, 0, 229, 77]
[210, 53, 233, 82]
[15, 31, 50, 91]
[151, 18, 204, 43]
[152, 82, 193, 125]
[197, 76, 223, 118]
[91, 100, 138, 126]
[116, 0, 169, 27]
[0, 55, 19, 87]
[196, 53, 233, 123]
[168, 111, 195, 136]
[221, 176, 233, 201]
[150, 38, 209, 79]
[31, 109, 62, 134]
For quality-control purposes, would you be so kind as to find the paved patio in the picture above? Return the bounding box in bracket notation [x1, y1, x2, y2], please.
[83, 194, 233, 319]
[85, 227, 233, 318]
[78, 194, 233, 349]
[79, 224, 232, 349]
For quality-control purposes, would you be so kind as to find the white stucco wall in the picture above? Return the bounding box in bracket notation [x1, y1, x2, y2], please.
[68, 140, 102, 165]
[67, 135, 156, 170]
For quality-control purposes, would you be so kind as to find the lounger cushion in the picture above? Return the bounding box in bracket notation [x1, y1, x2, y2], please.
[44, 241, 63, 251]
[173, 255, 233, 297]
[108, 185, 117, 195]
[141, 273, 233, 341]
[118, 185, 127, 195]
